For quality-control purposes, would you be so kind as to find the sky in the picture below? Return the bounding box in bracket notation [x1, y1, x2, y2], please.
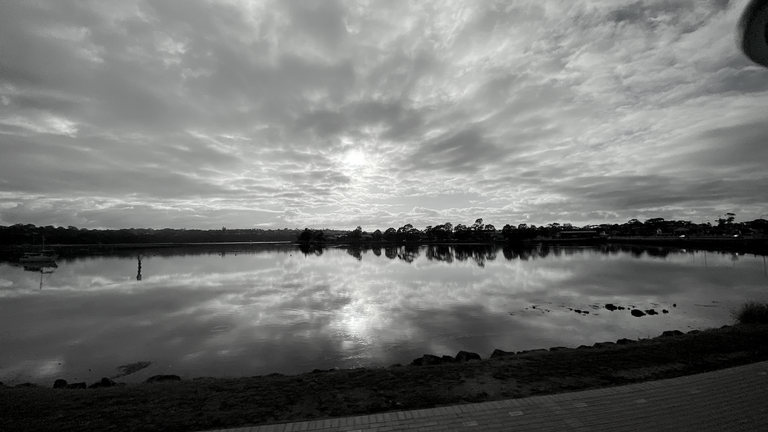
[1, 0, 767, 231]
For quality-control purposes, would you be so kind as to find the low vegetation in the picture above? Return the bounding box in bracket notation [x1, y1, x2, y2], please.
[734, 301, 768, 325]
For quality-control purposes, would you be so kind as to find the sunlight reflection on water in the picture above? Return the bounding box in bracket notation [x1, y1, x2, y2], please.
[0, 244, 766, 384]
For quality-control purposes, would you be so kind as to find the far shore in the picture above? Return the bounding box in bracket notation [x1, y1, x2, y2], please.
[2, 323, 767, 432]
[2, 236, 766, 255]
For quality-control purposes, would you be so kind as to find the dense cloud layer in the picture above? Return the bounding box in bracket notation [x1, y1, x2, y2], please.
[1, 0, 766, 229]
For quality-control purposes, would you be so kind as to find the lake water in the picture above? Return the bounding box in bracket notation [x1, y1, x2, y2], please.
[1, 244, 767, 386]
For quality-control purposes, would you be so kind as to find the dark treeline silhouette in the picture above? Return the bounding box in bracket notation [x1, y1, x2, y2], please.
[314, 216, 768, 245]
[3, 215, 766, 249]
[0, 225, 314, 247]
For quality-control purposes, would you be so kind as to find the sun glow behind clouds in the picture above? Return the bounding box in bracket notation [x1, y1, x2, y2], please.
[1, 0, 767, 229]
[342, 149, 367, 168]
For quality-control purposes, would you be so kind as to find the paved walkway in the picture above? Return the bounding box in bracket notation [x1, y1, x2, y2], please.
[202, 361, 768, 431]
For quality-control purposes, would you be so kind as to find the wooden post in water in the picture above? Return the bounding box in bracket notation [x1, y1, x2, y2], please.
[137, 254, 142, 281]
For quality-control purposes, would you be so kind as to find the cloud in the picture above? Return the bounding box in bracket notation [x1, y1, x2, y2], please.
[0, 0, 766, 229]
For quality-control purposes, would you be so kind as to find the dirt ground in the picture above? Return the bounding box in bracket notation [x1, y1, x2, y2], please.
[2, 324, 767, 432]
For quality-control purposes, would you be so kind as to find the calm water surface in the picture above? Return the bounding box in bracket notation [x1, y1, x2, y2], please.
[1, 244, 766, 385]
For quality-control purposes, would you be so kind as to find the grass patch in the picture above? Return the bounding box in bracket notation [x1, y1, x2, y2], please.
[734, 301, 768, 325]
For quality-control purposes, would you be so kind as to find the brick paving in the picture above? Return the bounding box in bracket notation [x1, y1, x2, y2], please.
[201, 360, 768, 431]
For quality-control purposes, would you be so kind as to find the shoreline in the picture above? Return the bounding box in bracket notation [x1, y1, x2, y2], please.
[2, 237, 766, 257]
[2, 323, 767, 431]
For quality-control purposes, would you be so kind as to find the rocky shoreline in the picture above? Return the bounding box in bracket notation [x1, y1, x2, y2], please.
[0, 326, 728, 391]
[2, 323, 767, 432]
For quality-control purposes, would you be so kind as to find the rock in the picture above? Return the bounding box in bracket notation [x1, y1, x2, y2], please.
[574, 309, 582, 313]
[631, 309, 646, 317]
[593, 342, 615, 349]
[687, 330, 701, 335]
[661, 330, 684, 337]
[311, 369, 325, 374]
[455, 351, 482, 362]
[89, 377, 117, 388]
[66, 382, 86, 389]
[576, 345, 591, 350]
[645, 309, 658, 315]
[662, 309, 669, 314]
[549, 346, 569, 352]
[410, 354, 444, 366]
[721, 325, 731, 329]
[518, 349, 547, 355]
[582, 311, 590, 314]
[15, 383, 38, 388]
[616, 338, 636, 345]
[53, 379, 68, 389]
[490, 349, 514, 359]
[673, 303, 677, 307]
[441, 355, 455, 363]
[145, 375, 181, 383]
[605, 304, 618, 311]
[389, 363, 402, 368]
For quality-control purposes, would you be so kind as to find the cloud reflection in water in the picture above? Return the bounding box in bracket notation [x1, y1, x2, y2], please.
[0, 244, 766, 384]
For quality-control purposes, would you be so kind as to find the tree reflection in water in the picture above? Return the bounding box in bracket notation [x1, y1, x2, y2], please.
[332, 243, 702, 265]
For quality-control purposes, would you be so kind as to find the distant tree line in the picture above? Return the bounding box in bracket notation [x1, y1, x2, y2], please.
[308, 216, 768, 245]
[0, 224, 315, 246]
[2, 215, 766, 248]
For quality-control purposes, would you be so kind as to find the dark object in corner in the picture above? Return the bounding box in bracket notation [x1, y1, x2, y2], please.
[739, 0, 768, 68]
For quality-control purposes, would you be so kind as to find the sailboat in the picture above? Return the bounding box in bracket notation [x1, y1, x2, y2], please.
[21, 262, 58, 289]
[19, 235, 58, 263]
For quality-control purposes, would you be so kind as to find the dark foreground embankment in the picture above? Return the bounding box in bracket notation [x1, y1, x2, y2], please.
[2, 324, 767, 432]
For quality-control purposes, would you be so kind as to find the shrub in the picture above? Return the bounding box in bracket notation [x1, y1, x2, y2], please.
[733, 301, 768, 325]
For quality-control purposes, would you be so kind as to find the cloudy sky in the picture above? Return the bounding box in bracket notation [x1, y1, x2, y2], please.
[1, 0, 767, 230]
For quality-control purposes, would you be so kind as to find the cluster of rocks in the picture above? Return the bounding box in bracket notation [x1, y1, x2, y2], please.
[410, 350, 483, 366]
[49, 375, 181, 389]
[490, 329, 691, 358]
[630, 308, 670, 317]
[519, 302, 678, 318]
[603, 303, 674, 317]
[407, 329, 696, 365]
